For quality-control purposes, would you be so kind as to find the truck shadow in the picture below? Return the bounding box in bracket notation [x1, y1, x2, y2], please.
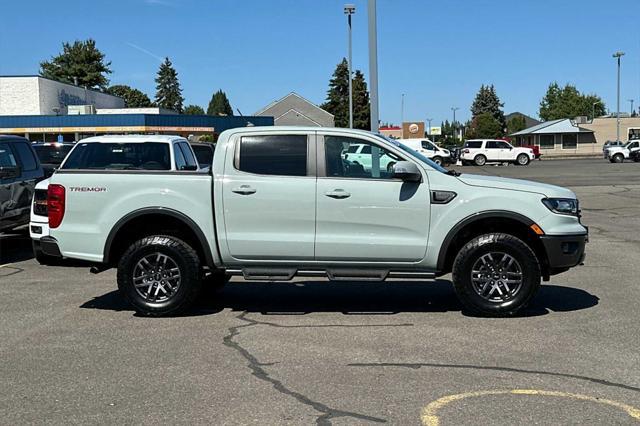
[0, 229, 34, 264]
[80, 280, 599, 318]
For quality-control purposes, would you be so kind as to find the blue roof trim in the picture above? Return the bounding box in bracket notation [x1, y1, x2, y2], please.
[0, 114, 274, 132]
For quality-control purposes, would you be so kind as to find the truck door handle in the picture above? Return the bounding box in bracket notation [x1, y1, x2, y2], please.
[325, 189, 351, 199]
[232, 185, 256, 195]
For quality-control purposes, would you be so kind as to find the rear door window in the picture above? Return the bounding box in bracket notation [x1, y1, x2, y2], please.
[178, 142, 198, 169]
[465, 141, 482, 149]
[13, 142, 38, 171]
[237, 135, 308, 176]
[62, 142, 171, 170]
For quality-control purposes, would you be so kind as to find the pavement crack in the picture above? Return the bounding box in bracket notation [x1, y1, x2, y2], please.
[348, 362, 640, 393]
[223, 312, 386, 425]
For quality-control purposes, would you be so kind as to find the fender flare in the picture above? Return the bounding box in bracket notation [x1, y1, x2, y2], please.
[436, 210, 536, 272]
[103, 207, 215, 268]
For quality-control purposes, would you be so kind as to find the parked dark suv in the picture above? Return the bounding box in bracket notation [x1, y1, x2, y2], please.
[32, 142, 75, 177]
[0, 136, 44, 233]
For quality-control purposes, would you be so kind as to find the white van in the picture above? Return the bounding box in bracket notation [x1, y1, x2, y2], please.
[397, 139, 451, 165]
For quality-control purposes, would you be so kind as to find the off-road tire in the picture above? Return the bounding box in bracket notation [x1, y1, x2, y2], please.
[474, 155, 487, 166]
[452, 233, 541, 317]
[516, 153, 530, 166]
[117, 235, 202, 316]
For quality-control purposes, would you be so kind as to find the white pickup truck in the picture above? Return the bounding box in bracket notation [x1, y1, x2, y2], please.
[39, 127, 587, 317]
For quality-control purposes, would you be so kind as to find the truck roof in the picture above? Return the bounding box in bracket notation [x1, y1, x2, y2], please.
[77, 135, 187, 144]
[219, 126, 381, 138]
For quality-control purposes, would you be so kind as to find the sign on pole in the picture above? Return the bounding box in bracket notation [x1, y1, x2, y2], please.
[430, 126, 442, 136]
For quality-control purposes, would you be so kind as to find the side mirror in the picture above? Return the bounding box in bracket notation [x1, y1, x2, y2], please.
[392, 161, 421, 182]
[0, 165, 21, 179]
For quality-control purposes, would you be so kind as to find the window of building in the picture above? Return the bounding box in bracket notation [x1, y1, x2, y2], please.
[13, 142, 38, 171]
[562, 134, 577, 149]
[325, 136, 402, 179]
[539, 134, 555, 149]
[238, 135, 307, 176]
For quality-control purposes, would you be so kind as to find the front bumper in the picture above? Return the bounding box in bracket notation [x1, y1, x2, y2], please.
[540, 231, 588, 275]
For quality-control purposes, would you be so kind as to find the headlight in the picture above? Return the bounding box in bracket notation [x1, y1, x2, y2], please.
[542, 198, 579, 216]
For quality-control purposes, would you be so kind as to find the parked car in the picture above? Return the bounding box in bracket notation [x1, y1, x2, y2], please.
[32, 142, 75, 177]
[397, 139, 451, 165]
[460, 139, 535, 166]
[343, 142, 400, 171]
[0, 136, 44, 233]
[40, 128, 587, 317]
[521, 144, 542, 160]
[604, 140, 640, 163]
[602, 140, 625, 154]
[189, 142, 215, 171]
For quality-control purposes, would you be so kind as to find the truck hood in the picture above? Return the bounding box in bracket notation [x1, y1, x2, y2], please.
[457, 174, 575, 198]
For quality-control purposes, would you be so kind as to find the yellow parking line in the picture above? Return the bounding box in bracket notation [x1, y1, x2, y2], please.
[421, 389, 640, 426]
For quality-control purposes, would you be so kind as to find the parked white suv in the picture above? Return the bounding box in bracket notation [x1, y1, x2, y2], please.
[397, 139, 451, 165]
[604, 140, 640, 163]
[460, 139, 535, 166]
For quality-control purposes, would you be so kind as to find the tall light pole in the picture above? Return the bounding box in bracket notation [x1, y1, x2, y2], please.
[613, 51, 625, 142]
[451, 107, 459, 141]
[400, 93, 405, 125]
[344, 4, 355, 128]
[426, 117, 433, 139]
[628, 99, 634, 115]
[592, 101, 600, 121]
[368, 0, 379, 132]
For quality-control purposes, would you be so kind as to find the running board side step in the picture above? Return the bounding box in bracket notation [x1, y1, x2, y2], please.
[225, 268, 436, 282]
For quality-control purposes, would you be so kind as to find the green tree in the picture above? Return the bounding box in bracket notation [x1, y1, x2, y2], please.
[207, 90, 233, 116]
[539, 82, 606, 121]
[154, 57, 183, 113]
[106, 85, 152, 108]
[321, 59, 371, 129]
[470, 84, 505, 132]
[351, 70, 371, 130]
[321, 59, 349, 127]
[507, 115, 527, 135]
[466, 113, 503, 139]
[183, 104, 205, 115]
[40, 39, 112, 90]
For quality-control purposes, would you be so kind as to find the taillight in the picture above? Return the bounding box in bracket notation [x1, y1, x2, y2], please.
[48, 184, 66, 228]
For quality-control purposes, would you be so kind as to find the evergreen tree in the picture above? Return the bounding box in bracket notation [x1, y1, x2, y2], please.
[321, 59, 371, 129]
[506, 115, 527, 135]
[207, 90, 233, 116]
[154, 57, 183, 113]
[321, 59, 350, 127]
[351, 70, 371, 130]
[183, 104, 205, 115]
[40, 39, 112, 90]
[470, 84, 505, 132]
[467, 113, 503, 139]
[539, 82, 606, 121]
[106, 85, 152, 108]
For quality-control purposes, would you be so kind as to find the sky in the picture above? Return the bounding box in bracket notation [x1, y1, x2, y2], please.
[1, 0, 639, 126]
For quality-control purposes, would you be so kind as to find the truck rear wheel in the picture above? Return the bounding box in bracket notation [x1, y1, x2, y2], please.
[451, 233, 540, 317]
[117, 235, 202, 316]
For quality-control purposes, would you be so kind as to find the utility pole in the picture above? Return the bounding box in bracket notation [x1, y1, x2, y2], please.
[451, 107, 459, 141]
[629, 99, 634, 115]
[426, 117, 433, 140]
[367, 0, 379, 132]
[344, 4, 356, 128]
[613, 51, 625, 142]
[400, 93, 405, 125]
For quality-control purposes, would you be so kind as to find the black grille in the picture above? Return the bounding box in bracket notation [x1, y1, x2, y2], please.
[33, 189, 48, 216]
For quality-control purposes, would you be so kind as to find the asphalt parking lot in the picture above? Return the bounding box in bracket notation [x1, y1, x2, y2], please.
[1, 158, 639, 425]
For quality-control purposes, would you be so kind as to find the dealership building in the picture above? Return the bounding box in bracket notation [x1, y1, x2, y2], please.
[0, 75, 272, 141]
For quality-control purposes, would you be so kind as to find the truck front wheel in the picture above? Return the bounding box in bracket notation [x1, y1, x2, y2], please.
[117, 235, 202, 316]
[451, 233, 540, 317]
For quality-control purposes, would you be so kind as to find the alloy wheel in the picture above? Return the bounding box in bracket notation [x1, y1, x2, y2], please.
[470, 252, 523, 303]
[133, 252, 182, 303]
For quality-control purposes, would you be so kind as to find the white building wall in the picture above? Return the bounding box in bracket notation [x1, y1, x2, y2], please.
[38, 77, 123, 115]
[0, 77, 41, 115]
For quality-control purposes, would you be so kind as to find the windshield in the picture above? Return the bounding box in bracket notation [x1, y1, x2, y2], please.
[191, 145, 214, 167]
[374, 134, 449, 173]
[33, 145, 73, 165]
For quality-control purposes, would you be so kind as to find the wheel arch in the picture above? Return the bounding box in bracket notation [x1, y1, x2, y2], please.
[436, 210, 549, 278]
[103, 207, 215, 269]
